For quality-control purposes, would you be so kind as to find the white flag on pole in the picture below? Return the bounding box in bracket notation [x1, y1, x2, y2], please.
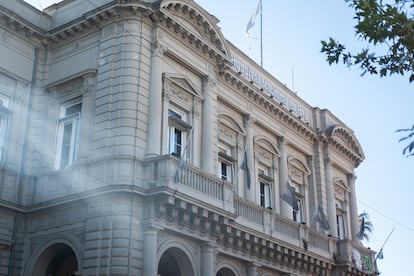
[246, 0, 262, 37]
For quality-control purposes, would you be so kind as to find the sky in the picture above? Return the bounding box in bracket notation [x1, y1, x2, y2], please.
[24, 1, 414, 275]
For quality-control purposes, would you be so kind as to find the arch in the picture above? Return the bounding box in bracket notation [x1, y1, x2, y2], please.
[216, 259, 242, 276]
[158, 247, 195, 276]
[157, 237, 198, 276]
[254, 136, 280, 156]
[287, 157, 310, 176]
[24, 234, 83, 276]
[217, 267, 237, 276]
[217, 113, 245, 135]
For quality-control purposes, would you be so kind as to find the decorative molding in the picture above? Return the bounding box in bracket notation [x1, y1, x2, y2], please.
[154, 196, 332, 275]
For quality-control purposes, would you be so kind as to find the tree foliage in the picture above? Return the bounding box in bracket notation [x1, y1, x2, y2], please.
[321, 0, 414, 81]
[396, 124, 414, 156]
[358, 211, 373, 242]
[321, 0, 414, 157]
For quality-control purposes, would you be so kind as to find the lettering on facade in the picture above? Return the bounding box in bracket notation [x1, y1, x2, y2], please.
[231, 55, 308, 122]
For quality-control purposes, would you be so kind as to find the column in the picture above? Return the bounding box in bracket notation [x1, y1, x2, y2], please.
[244, 115, 254, 202]
[307, 156, 318, 223]
[201, 76, 216, 174]
[324, 157, 337, 236]
[143, 227, 158, 276]
[278, 137, 291, 218]
[146, 27, 164, 157]
[348, 173, 359, 241]
[246, 263, 258, 276]
[201, 243, 215, 276]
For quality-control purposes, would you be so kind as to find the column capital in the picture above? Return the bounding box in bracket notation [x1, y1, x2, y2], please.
[278, 136, 288, 149]
[202, 75, 217, 90]
[243, 114, 255, 127]
[324, 156, 332, 166]
[152, 40, 167, 58]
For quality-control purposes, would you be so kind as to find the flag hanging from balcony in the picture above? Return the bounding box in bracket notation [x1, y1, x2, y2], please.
[312, 204, 330, 231]
[281, 182, 299, 211]
[246, 0, 262, 37]
[357, 216, 365, 240]
[174, 126, 194, 183]
[240, 149, 251, 189]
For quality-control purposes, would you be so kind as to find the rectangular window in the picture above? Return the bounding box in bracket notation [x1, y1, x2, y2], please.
[289, 182, 304, 223]
[218, 145, 235, 183]
[56, 101, 82, 169]
[258, 164, 273, 208]
[337, 213, 346, 239]
[260, 182, 271, 208]
[167, 108, 191, 158]
[293, 199, 303, 223]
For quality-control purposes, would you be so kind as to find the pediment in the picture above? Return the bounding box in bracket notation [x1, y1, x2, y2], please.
[328, 125, 365, 160]
[160, 0, 229, 56]
[164, 74, 201, 97]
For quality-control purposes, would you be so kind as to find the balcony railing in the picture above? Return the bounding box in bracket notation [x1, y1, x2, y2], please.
[144, 155, 234, 210]
[234, 196, 264, 224]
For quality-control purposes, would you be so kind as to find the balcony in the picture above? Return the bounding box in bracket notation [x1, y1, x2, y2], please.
[144, 155, 334, 258]
[144, 155, 234, 212]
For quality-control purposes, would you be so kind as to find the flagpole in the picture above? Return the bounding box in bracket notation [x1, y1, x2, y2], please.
[260, 0, 263, 68]
[375, 227, 395, 262]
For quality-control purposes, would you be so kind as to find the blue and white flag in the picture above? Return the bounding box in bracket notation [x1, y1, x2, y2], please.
[174, 126, 194, 183]
[240, 149, 251, 189]
[246, 0, 262, 37]
[377, 249, 384, 260]
[281, 182, 299, 211]
[312, 204, 330, 231]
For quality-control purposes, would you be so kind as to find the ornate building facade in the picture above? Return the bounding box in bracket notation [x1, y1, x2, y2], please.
[0, 0, 376, 275]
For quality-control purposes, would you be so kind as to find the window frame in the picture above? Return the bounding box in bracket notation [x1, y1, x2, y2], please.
[290, 182, 305, 223]
[258, 164, 273, 209]
[218, 144, 236, 183]
[167, 108, 191, 158]
[55, 100, 82, 170]
[336, 213, 346, 239]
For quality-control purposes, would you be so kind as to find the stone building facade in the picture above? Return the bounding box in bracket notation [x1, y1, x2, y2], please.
[0, 0, 376, 275]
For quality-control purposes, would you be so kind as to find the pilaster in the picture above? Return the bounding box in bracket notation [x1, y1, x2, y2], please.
[324, 156, 337, 237]
[243, 115, 255, 202]
[201, 75, 217, 174]
[143, 227, 159, 276]
[348, 173, 359, 241]
[246, 262, 258, 276]
[278, 137, 291, 218]
[78, 71, 96, 165]
[146, 26, 166, 157]
[201, 243, 215, 276]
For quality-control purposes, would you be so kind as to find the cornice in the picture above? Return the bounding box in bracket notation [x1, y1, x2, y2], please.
[219, 69, 317, 143]
[46, 3, 150, 45]
[0, 6, 46, 42]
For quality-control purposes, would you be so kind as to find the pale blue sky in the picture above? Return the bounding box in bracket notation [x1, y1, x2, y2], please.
[25, 1, 414, 275]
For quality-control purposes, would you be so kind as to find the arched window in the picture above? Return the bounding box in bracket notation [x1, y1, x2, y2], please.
[334, 179, 349, 239]
[288, 158, 310, 223]
[255, 138, 279, 209]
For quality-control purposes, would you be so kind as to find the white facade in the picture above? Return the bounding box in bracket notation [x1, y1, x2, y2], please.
[0, 0, 376, 275]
